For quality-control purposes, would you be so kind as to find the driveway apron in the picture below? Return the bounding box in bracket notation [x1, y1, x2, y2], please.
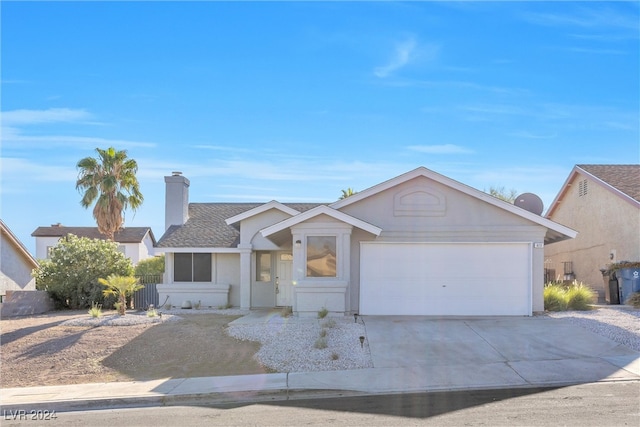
[361, 316, 640, 390]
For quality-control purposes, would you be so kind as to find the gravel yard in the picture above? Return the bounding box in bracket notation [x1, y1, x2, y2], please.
[545, 305, 640, 351]
[1, 305, 638, 388]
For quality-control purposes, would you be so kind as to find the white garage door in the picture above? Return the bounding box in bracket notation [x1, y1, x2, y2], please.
[360, 242, 531, 316]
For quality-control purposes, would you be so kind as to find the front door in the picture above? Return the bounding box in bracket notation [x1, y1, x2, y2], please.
[276, 253, 293, 306]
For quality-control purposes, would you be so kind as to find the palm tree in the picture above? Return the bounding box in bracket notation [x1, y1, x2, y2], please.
[99, 274, 144, 315]
[76, 147, 144, 240]
[339, 187, 357, 200]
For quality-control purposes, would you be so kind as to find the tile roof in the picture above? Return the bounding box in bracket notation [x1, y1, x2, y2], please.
[156, 203, 323, 248]
[31, 226, 155, 244]
[578, 164, 640, 202]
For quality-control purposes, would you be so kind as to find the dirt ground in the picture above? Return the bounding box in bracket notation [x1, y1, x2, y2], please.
[0, 311, 268, 388]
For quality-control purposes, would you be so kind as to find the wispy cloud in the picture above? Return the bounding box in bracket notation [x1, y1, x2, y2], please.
[507, 131, 557, 140]
[407, 144, 473, 155]
[1, 108, 93, 126]
[374, 37, 424, 78]
[1, 108, 156, 149]
[523, 6, 639, 32]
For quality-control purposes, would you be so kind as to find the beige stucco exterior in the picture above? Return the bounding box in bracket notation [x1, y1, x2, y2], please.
[545, 170, 640, 295]
[1, 222, 38, 296]
[158, 167, 575, 316]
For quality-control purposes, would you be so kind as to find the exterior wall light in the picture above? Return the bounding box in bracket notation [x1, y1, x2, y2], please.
[295, 240, 302, 248]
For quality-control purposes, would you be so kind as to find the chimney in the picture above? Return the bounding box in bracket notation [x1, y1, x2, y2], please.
[165, 172, 190, 231]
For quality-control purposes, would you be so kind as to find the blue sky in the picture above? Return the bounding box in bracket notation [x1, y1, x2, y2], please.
[2, 1, 639, 255]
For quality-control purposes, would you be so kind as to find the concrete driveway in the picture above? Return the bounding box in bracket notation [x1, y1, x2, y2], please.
[355, 316, 640, 391]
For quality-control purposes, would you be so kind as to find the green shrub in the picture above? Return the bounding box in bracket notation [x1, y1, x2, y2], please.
[544, 282, 595, 311]
[626, 292, 640, 308]
[544, 284, 568, 311]
[565, 283, 596, 310]
[33, 234, 134, 309]
[88, 302, 103, 318]
[134, 256, 165, 276]
[317, 307, 329, 319]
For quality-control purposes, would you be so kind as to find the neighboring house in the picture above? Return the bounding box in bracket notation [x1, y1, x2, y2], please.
[544, 164, 640, 296]
[31, 225, 156, 264]
[155, 167, 575, 316]
[1, 219, 38, 297]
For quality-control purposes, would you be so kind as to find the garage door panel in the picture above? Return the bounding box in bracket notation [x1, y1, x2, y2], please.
[360, 243, 530, 316]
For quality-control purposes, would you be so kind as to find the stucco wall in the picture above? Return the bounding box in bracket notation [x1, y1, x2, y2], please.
[545, 172, 640, 292]
[1, 237, 36, 295]
[340, 176, 549, 313]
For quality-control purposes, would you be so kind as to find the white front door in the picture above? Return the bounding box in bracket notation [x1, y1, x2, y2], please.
[276, 253, 293, 306]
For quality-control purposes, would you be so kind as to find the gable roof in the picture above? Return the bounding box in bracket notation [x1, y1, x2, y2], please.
[1, 219, 38, 269]
[260, 205, 383, 238]
[546, 164, 640, 217]
[156, 203, 322, 248]
[31, 225, 156, 245]
[225, 200, 301, 225]
[331, 166, 577, 244]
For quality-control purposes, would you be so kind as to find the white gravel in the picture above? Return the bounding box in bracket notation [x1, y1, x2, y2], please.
[227, 316, 373, 373]
[545, 305, 640, 352]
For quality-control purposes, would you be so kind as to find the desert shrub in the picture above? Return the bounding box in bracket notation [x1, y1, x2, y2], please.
[544, 284, 568, 311]
[322, 318, 337, 328]
[319, 329, 328, 338]
[317, 307, 329, 319]
[280, 306, 292, 317]
[134, 256, 165, 276]
[314, 337, 328, 349]
[33, 234, 134, 309]
[626, 292, 640, 308]
[565, 282, 596, 310]
[331, 352, 339, 360]
[88, 302, 103, 318]
[544, 282, 595, 311]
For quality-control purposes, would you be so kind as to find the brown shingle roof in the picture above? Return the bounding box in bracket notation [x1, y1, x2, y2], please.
[156, 203, 323, 248]
[31, 226, 155, 244]
[578, 164, 640, 202]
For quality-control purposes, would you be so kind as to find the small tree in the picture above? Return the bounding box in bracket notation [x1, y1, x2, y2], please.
[99, 275, 144, 316]
[33, 234, 134, 309]
[487, 186, 518, 203]
[339, 188, 357, 200]
[134, 256, 165, 276]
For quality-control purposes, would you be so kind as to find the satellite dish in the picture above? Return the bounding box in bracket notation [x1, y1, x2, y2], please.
[514, 193, 544, 215]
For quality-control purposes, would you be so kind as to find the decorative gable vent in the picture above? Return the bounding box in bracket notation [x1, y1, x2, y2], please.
[578, 179, 588, 197]
[394, 186, 446, 217]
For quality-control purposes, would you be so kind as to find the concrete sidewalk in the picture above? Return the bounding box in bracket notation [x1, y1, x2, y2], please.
[2, 315, 640, 412]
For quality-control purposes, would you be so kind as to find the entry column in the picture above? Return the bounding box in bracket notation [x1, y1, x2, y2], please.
[238, 244, 252, 309]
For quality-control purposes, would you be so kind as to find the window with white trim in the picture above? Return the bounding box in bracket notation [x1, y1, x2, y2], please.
[306, 236, 337, 277]
[174, 253, 212, 282]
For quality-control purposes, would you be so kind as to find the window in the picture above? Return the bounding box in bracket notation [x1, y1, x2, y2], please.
[46, 246, 55, 258]
[306, 236, 337, 277]
[174, 253, 212, 282]
[256, 252, 272, 282]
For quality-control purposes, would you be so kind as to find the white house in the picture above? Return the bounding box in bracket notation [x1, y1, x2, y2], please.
[31, 225, 156, 265]
[155, 167, 576, 316]
[1, 219, 38, 297]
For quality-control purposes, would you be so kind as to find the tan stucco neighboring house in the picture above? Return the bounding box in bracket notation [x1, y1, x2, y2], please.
[1, 219, 39, 297]
[31, 225, 157, 265]
[155, 167, 576, 317]
[544, 164, 640, 297]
